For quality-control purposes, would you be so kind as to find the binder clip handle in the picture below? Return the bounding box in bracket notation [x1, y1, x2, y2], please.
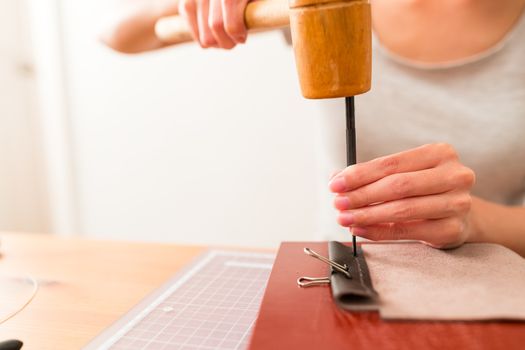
[297, 276, 330, 288]
[303, 248, 351, 278]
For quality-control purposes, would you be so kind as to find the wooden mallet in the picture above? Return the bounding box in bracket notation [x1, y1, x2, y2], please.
[156, 0, 372, 254]
[155, 0, 371, 99]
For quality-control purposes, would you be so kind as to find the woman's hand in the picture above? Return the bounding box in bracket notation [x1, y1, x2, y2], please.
[100, 0, 249, 53]
[329, 143, 476, 249]
[178, 0, 249, 48]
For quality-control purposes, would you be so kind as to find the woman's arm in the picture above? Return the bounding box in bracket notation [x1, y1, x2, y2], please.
[469, 197, 525, 257]
[101, 0, 249, 53]
[100, 0, 180, 53]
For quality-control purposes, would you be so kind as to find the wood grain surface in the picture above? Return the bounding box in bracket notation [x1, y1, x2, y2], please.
[290, 0, 372, 98]
[0, 232, 205, 349]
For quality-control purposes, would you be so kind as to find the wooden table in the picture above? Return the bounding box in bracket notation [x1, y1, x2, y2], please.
[3, 233, 524, 350]
[0, 232, 206, 349]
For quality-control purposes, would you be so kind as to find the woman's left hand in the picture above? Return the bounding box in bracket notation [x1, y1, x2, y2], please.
[329, 143, 476, 249]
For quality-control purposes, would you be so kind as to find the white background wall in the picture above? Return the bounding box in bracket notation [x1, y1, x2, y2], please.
[0, 0, 49, 233]
[19, 0, 329, 247]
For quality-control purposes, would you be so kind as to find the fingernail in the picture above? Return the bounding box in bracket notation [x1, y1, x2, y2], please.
[352, 227, 367, 236]
[338, 212, 355, 226]
[236, 34, 247, 43]
[329, 176, 347, 193]
[329, 169, 343, 180]
[334, 196, 350, 210]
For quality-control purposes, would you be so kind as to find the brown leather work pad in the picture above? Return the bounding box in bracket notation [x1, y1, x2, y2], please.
[248, 242, 525, 350]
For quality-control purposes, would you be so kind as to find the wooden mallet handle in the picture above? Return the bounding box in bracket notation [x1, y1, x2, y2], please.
[155, 0, 290, 45]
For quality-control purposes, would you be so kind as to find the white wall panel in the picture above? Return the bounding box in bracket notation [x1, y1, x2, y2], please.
[0, 0, 49, 233]
[58, 1, 322, 247]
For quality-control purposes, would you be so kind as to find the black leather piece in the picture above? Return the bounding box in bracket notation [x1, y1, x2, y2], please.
[328, 241, 379, 311]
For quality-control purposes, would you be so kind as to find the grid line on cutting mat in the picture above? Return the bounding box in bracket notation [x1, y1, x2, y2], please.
[84, 250, 274, 350]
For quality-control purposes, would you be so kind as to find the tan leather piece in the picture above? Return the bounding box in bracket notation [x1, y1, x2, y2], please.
[364, 242, 525, 320]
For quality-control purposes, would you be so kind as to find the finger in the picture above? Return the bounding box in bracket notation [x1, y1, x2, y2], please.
[334, 164, 475, 210]
[208, 0, 236, 48]
[351, 217, 468, 249]
[329, 169, 343, 180]
[337, 191, 472, 227]
[178, 0, 200, 44]
[329, 143, 459, 193]
[196, 0, 217, 47]
[222, 0, 248, 43]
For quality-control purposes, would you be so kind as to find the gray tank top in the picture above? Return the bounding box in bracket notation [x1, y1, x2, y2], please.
[314, 12, 525, 239]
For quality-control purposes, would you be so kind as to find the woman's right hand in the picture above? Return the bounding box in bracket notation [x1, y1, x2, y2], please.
[178, 0, 250, 49]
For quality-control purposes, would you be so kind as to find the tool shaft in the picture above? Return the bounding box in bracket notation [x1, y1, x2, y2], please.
[345, 96, 357, 257]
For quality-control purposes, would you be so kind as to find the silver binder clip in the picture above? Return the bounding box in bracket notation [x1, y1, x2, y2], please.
[297, 247, 351, 288]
